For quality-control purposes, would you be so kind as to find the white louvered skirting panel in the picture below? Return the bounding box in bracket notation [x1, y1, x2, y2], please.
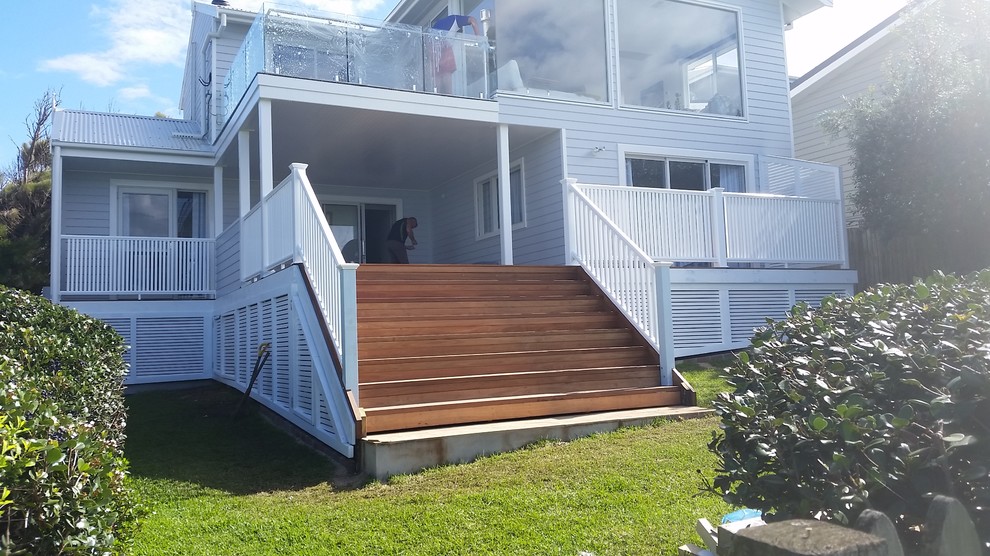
[795, 289, 841, 308]
[102, 318, 135, 376]
[670, 290, 724, 351]
[729, 290, 793, 343]
[134, 317, 207, 379]
[274, 295, 292, 410]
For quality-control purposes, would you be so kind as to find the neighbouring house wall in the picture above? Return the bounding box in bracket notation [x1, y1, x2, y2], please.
[430, 131, 564, 265]
[496, 0, 795, 187]
[310, 183, 434, 264]
[792, 35, 902, 225]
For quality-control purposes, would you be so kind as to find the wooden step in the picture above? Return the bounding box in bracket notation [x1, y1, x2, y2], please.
[358, 264, 584, 280]
[359, 346, 655, 382]
[357, 297, 604, 318]
[362, 386, 683, 433]
[357, 329, 642, 359]
[358, 313, 622, 337]
[359, 365, 661, 406]
[356, 281, 591, 299]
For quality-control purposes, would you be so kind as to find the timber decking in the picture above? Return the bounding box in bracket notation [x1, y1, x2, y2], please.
[356, 264, 682, 433]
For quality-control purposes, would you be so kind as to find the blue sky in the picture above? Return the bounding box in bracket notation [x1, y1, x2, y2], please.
[0, 0, 906, 171]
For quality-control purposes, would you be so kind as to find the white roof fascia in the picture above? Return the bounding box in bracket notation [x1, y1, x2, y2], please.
[55, 144, 215, 166]
[791, 18, 902, 98]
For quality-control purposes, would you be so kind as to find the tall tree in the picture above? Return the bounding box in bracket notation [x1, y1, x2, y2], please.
[826, 0, 990, 269]
[0, 90, 59, 292]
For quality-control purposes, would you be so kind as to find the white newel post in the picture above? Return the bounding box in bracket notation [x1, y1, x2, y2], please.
[340, 263, 360, 401]
[654, 262, 675, 386]
[289, 163, 307, 264]
[561, 178, 578, 264]
[710, 187, 728, 267]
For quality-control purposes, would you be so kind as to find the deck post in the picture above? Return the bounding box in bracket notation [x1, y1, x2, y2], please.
[340, 263, 360, 400]
[654, 262, 675, 386]
[710, 187, 728, 267]
[259, 99, 274, 198]
[497, 123, 513, 265]
[213, 166, 224, 237]
[238, 130, 251, 217]
[561, 178, 578, 264]
[50, 146, 62, 302]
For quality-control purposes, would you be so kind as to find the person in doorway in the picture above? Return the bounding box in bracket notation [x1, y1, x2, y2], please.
[430, 15, 481, 94]
[386, 217, 418, 264]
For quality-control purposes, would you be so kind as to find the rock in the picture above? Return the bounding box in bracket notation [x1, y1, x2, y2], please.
[855, 510, 904, 556]
[921, 495, 982, 556]
[721, 519, 887, 556]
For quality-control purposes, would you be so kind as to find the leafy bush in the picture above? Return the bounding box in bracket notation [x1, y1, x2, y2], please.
[708, 271, 990, 550]
[0, 286, 137, 553]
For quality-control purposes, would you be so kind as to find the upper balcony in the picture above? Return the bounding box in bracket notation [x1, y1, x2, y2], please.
[221, 5, 495, 129]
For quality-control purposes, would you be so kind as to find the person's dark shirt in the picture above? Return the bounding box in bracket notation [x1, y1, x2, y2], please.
[387, 218, 410, 243]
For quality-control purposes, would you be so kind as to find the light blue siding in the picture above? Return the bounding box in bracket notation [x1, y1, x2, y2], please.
[62, 171, 110, 236]
[216, 223, 241, 297]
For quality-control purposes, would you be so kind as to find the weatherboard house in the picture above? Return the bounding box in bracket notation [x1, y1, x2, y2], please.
[49, 0, 854, 468]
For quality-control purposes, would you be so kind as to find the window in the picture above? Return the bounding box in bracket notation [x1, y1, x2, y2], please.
[118, 188, 208, 238]
[494, 0, 609, 103]
[617, 0, 743, 116]
[626, 157, 746, 192]
[475, 164, 525, 238]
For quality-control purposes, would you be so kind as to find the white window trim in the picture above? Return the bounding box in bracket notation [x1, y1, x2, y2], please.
[617, 145, 756, 191]
[110, 180, 213, 238]
[612, 0, 748, 120]
[474, 158, 526, 240]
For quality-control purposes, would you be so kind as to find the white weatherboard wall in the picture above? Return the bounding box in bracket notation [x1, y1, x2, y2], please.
[669, 268, 857, 357]
[430, 131, 564, 265]
[213, 265, 356, 457]
[497, 0, 795, 186]
[65, 301, 215, 385]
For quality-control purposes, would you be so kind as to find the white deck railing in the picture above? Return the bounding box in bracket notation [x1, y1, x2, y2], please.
[564, 179, 674, 385]
[575, 183, 847, 267]
[62, 236, 215, 296]
[239, 164, 360, 398]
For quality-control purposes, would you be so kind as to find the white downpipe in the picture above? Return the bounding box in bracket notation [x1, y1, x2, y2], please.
[496, 123, 513, 265]
[51, 146, 62, 302]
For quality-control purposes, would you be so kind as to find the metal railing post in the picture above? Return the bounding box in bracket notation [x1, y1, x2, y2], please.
[654, 261, 675, 386]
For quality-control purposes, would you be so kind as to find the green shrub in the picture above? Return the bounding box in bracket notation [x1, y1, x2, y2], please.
[708, 271, 990, 550]
[0, 286, 137, 553]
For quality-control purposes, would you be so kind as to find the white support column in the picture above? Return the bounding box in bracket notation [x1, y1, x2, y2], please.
[238, 130, 251, 217]
[213, 165, 224, 237]
[654, 262, 675, 386]
[709, 187, 728, 267]
[50, 146, 63, 303]
[496, 123, 513, 265]
[259, 99, 274, 198]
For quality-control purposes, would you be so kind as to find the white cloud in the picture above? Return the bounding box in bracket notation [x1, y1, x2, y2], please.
[40, 53, 125, 87]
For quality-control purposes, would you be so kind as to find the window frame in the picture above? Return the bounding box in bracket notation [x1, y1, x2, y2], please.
[474, 159, 527, 240]
[110, 180, 213, 238]
[617, 145, 755, 191]
[613, 0, 748, 120]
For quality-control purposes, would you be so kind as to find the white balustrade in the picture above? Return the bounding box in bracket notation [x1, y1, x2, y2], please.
[265, 175, 296, 268]
[724, 194, 844, 264]
[564, 180, 674, 385]
[63, 236, 215, 296]
[241, 206, 264, 280]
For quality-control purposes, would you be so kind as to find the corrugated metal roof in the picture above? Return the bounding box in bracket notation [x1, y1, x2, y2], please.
[52, 110, 213, 153]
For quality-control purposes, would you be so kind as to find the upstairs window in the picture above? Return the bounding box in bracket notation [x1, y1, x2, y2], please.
[475, 164, 525, 239]
[617, 0, 743, 117]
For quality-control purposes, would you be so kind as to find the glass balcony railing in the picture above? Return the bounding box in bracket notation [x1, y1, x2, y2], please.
[221, 4, 496, 128]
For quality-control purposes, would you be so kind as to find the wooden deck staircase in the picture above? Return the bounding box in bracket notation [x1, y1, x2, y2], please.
[356, 265, 690, 434]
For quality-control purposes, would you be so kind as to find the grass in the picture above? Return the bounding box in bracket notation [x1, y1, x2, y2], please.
[125, 371, 731, 556]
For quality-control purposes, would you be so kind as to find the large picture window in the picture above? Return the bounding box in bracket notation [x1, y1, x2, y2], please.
[118, 188, 208, 238]
[492, 0, 609, 103]
[475, 164, 525, 239]
[617, 0, 743, 116]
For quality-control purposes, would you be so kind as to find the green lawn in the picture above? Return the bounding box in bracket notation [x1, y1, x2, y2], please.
[125, 368, 730, 555]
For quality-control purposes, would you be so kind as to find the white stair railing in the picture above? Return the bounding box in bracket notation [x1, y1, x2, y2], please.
[563, 179, 674, 385]
[245, 163, 360, 400]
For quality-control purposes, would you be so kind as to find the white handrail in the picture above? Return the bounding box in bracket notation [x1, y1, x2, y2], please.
[563, 179, 674, 385]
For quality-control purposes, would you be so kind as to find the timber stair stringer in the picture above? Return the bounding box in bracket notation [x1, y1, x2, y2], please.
[355, 264, 686, 434]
